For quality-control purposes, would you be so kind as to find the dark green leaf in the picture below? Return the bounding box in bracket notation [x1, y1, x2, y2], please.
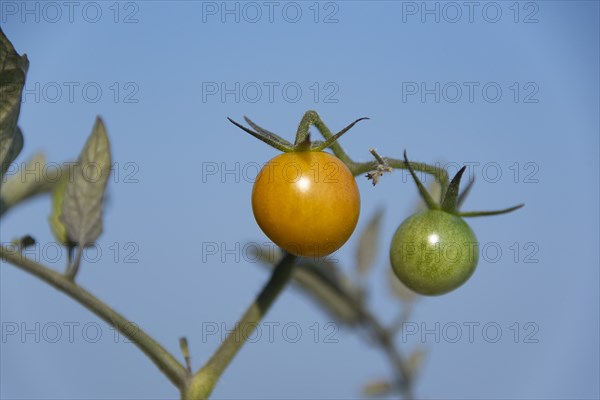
[0, 29, 28, 180]
[0, 126, 23, 178]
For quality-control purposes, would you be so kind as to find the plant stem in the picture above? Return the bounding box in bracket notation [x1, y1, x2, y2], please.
[65, 245, 83, 281]
[304, 110, 450, 193]
[184, 252, 297, 399]
[0, 245, 189, 389]
[286, 261, 414, 398]
[348, 157, 449, 194]
[361, 312, 414, 398]
[324, 271, 414, 397]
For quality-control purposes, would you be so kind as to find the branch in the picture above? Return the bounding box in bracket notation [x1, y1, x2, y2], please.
[307, 111, 449, 193]
[0, 245, 189, 389]
[360, 310, 414, 398]
[259, 257, 414, 398]
[309, 268, 414, 397]
[184, 252, 297, 399]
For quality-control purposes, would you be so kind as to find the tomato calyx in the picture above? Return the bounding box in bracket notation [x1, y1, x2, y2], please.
[228, 110, 369, 153]
[403, 150, 524, 218]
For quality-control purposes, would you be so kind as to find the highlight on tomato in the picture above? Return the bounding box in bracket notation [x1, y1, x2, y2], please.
[390, 151, 524, 296]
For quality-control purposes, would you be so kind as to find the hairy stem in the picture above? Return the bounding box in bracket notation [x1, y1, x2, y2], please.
[304, 110, 449, 193]
[0, 245, 189, 389]
[184, 252, 297, 399]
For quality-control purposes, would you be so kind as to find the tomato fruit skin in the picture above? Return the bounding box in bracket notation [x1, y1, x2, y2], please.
[252, 151, 360, 258]
[390, 210, 478, 295]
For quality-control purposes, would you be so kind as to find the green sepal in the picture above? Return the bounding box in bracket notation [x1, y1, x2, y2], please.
[241, 116, 293, 149]
[311, 117, 369, 151]
[457, 176, 475, 209]
[230, 111, 366, 153]
[227, 117, 293, 152]
[403, 150, 439, 210]
[458, 204, 524, 218]
[440, 166, 466, 213]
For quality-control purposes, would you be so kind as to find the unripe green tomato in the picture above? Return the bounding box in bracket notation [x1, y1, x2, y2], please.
[390, 210, 478, 295]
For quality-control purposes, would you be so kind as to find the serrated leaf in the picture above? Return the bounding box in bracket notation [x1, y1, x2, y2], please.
[0, 29, 28, 180]
[356, 207, 384, 277]
[61, 117, 111, 247]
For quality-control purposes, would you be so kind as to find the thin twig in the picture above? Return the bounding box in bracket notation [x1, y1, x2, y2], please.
[184, 252, 297, 399]
[0, 245, 189, 389]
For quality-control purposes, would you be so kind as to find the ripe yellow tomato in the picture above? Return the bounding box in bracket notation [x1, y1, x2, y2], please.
[252, 151, 360, 258]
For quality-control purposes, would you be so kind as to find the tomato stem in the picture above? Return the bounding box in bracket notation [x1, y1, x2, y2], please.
[0, 244, 190, 390]
[185, 252, 298, 399]
[230, 111, 523, 219]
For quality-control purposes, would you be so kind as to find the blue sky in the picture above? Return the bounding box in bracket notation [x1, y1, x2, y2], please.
[1, 1, 599, 399]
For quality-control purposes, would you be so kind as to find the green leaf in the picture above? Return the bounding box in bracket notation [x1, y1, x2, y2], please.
[0, 126, 23, 179]
[355, 207, 384, 277]
[49, 168, 70, 245]
[61, 117, 112, 247]
[0, 152, 57, 217]
[0, 28, 29, 180]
